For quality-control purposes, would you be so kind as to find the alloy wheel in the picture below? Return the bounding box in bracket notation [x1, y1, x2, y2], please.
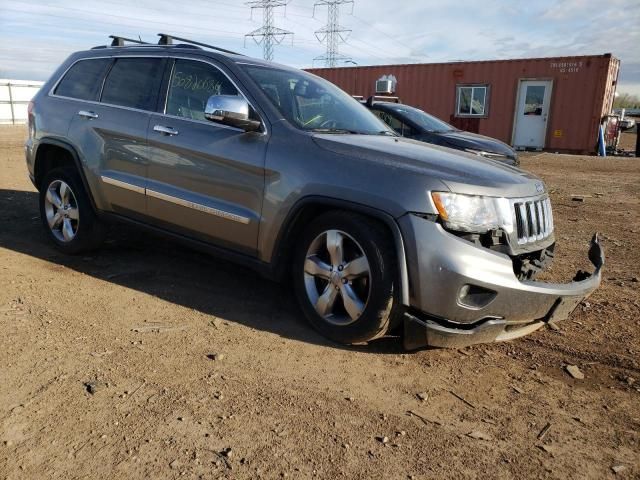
[303, 229, 371, 326]
[44, 179, 79, 243]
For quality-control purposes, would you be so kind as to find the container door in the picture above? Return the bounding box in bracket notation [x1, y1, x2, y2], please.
[513, 80, 552, 149]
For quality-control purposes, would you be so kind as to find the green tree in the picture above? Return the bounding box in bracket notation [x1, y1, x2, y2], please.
[613, 92, 640, 109]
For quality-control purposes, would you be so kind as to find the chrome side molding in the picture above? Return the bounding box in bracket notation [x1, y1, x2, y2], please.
[101, 174, 249, 225]
[146, 189, 250, 224]
[101, 175, 145, 194]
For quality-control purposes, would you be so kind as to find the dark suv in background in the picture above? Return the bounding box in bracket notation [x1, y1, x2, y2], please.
[365, 97, 519, 166]
[25, 34, 602, 349]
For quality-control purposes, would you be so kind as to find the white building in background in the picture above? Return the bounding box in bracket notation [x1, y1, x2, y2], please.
[0, 79, 44, 124]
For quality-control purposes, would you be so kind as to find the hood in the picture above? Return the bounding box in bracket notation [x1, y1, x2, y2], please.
[435, 130, 516, 158]
[311, 134, 543, 198]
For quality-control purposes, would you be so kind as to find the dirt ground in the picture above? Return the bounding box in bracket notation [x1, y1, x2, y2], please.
[618, 131, 637, 154]
[1, 125, 639, 479]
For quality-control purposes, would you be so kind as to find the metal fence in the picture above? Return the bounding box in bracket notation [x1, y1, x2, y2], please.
[0, 79, 44, 124]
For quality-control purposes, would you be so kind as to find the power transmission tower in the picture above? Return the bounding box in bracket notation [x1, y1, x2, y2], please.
[245, 0, 293, 61]
[313, 0, 354, 67]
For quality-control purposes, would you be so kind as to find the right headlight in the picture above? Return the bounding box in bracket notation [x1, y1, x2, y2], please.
[431, 192, 513, 234]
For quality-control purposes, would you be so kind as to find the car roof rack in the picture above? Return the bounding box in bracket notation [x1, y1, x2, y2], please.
[157, 33, 245, 56]
[108, 35, 150, 47]
[366, 95, 401, 106]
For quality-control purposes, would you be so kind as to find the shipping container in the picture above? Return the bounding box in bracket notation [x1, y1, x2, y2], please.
[307, 54, 620, 154]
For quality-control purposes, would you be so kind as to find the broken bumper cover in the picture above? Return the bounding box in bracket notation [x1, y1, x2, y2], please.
[399, 215, 604, 349]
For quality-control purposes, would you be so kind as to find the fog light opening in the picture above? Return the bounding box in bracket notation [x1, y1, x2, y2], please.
[458, 284, 497, 309]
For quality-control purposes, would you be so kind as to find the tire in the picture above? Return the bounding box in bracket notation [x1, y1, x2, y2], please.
[293, 210, 401, 344]
[39, 167, 105, 254]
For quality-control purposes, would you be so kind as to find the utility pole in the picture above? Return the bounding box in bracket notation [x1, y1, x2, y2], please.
[245, 0, 293, 61]
[313, 0, 354, 67]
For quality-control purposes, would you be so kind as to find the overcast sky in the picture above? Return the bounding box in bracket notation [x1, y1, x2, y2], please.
[1, 0, 639, 94]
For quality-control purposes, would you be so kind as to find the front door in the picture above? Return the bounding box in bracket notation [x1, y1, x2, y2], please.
[145, 58, 267, 255]
[513, 80, 552, 149]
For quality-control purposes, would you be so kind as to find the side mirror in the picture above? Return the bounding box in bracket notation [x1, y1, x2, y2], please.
[204, 95, 262, 132]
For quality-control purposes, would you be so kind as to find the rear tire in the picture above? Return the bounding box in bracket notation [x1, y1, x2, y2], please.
[39, 167, 105, 254]
[293, 211, 400, 344]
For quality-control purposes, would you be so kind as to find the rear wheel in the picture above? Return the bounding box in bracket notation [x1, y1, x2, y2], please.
[293, 211, 400, 344]
[39, 167, 105, 254]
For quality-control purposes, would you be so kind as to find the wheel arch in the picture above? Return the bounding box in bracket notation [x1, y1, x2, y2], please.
[271, 196, 410, 306]
[34, 138, 98, 213]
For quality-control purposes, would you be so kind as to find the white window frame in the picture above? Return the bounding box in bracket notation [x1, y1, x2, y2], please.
[455, 84, 489, 117]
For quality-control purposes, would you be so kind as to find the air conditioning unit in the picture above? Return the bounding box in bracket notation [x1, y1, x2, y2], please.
[375, 80, 394, 94]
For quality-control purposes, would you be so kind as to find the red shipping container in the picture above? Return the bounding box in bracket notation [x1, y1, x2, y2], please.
[307, 54, 620, 154]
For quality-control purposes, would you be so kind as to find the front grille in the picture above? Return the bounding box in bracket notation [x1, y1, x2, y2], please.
[513, 197, 553, 244]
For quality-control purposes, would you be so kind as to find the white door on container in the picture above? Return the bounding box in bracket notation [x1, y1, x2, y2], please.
[513, 80, 552, 149]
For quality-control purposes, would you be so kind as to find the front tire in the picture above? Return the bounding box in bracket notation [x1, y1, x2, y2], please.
[293, 211, 400, 344]
[39, 167, 105, 254]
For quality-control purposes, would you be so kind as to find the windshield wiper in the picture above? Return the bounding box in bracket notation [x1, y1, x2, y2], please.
[309, 128, 362, 134]
[375, 130, 396, 136]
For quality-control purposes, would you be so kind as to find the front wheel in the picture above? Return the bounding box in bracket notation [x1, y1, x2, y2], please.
[293, 211, 400, 344]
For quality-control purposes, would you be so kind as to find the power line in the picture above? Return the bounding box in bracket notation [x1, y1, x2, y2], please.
[351, 13, 411, 52]
[245, 1, 293, 61]
[313, 0, 354, 67]
[3, 1, 409, 68]
[275, 10, 402, 65]
[3, 4, 248, 40]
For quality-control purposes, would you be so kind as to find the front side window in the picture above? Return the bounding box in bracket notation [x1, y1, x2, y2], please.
[456, 85, 488, 117]
[372, 109, 402, 133]
[372, 109, 416, 136]
[101, 57, 164, 111]
[54, 58, 112, 101]
[165, 59, 238, 121]
[243, 65, 392, 135]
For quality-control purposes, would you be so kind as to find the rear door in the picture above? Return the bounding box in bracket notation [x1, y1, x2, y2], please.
[65, 55, 166, 217]
[145, 57, 267, 255]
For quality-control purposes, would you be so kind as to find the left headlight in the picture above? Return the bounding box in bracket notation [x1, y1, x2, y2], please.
[431, 192, 513, 233]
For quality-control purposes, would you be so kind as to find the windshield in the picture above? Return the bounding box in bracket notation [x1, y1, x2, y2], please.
[243, 65, 393, 135]
[386, 104, 456, 133]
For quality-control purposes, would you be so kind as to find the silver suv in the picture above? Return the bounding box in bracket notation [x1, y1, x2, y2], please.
[25, 34, 603, 349]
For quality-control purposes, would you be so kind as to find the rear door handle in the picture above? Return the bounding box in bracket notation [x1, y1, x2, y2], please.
[78, 110, 98, 119]
[153, 125, 179, 136]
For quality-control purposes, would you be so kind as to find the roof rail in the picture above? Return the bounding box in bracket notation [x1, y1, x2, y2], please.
[366, 95, 401, 106]
[109, 35, 150, 47]
[157, 33, 244, 56]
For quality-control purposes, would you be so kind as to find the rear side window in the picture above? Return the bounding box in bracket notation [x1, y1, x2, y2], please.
[101, 58, 164, 111]
[54, 58, 112, 101]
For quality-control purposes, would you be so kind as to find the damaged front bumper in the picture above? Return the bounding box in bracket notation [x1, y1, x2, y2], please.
[399, 215, 604, 350]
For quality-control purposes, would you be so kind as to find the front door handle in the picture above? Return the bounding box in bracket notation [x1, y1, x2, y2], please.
[78, 110, 98, 119]
[153, 125, 179, 136]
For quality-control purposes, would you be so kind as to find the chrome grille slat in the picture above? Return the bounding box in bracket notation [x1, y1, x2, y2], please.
[535, 201, 543, 240]
[514, 203, 524, 239]
[512, 195, 554, 245]
[518, 203, 527, 241]
[525, 202, 535, 240]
